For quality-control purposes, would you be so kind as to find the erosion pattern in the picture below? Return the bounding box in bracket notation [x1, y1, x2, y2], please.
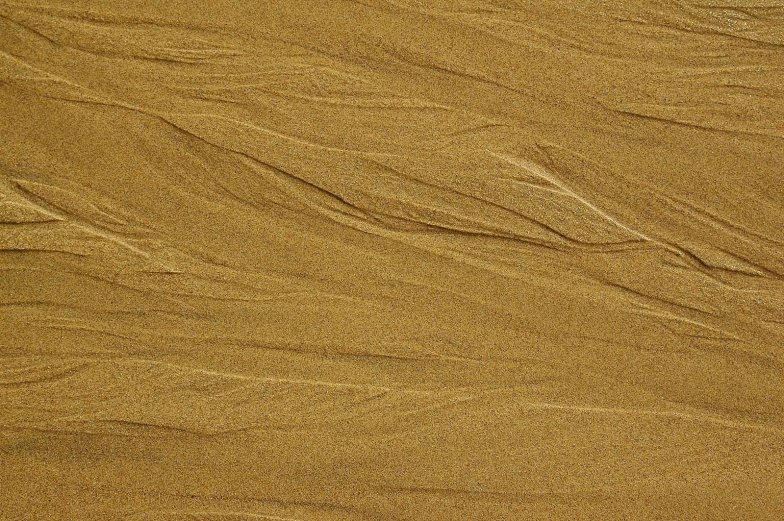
[1, 1, 783, 520]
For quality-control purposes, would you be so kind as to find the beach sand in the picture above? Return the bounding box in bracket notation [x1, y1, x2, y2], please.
[1, 1, 783, 519]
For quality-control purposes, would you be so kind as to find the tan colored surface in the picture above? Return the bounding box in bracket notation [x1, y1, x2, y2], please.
[1, 1, 783, 519]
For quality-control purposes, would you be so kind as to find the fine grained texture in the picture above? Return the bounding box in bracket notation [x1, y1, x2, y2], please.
[1, 0, 783, 519]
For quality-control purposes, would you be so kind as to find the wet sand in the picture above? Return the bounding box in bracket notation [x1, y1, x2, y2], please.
[1, 1, 783, 519]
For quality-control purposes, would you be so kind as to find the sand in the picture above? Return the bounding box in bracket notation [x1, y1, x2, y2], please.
[1, 1, 783, 519]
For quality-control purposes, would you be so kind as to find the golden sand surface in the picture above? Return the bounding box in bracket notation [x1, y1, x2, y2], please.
[1, 1, 783, 519]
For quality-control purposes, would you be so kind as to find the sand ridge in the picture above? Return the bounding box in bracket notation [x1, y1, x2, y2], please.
[1, 1, 783, 519]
